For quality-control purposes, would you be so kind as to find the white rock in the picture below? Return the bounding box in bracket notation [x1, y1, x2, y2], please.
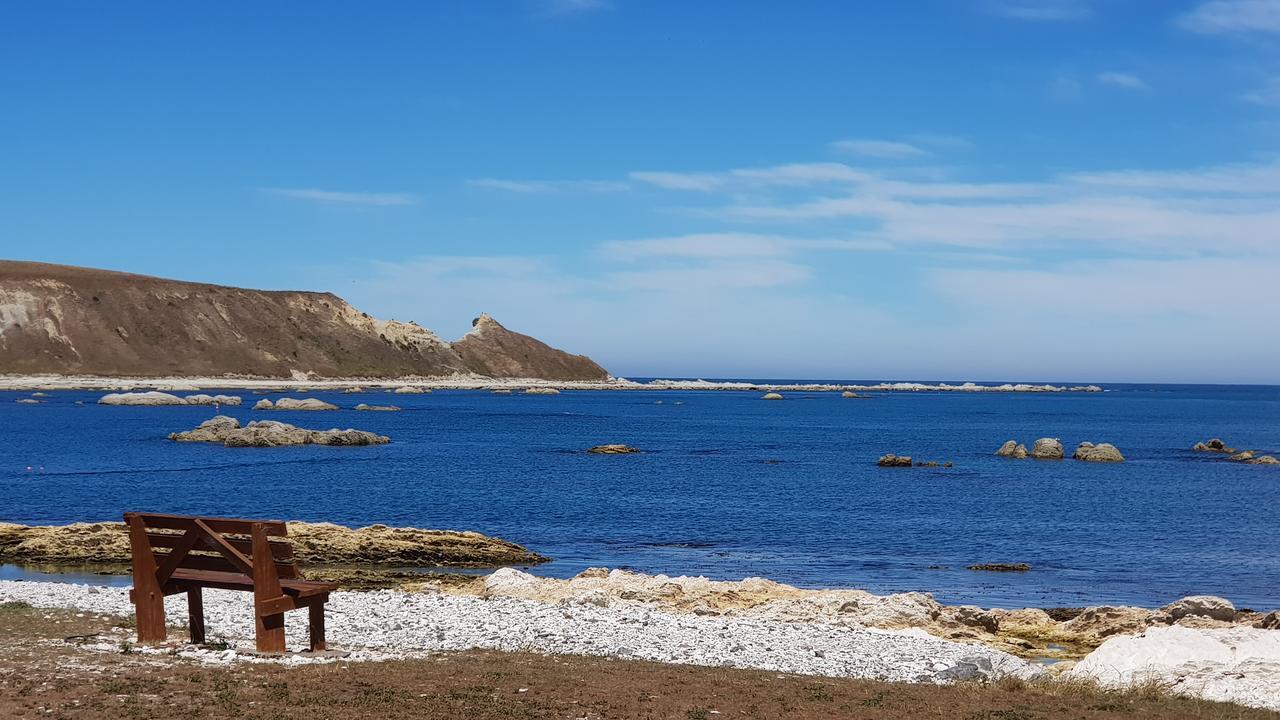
[98, 391, 187, 406]
[1069, 626, 1280, 710]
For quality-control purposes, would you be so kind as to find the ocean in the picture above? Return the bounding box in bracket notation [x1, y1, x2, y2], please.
[2, 383, 1278, 609]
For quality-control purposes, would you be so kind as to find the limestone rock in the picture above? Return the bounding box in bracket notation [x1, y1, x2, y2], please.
[258, 397, 338, 411]
[525, 388, 560, 395]
[877, 453, 913, 467]
[1062, 606, 1153, 639]
[491, 389, 513, 395]
[169, 417, 388, 447]
[587, 444, 642, 454]
[761, 392, 784, 400]
[354, 403, 400, 411]
[394, 386, 431, 394]
[1161, 595, 1237, 622]
[1068, 626, 1280, 711]
[1030, 437, 1064, 460]
[1073, 442, 1125, 462]
[15, 398, 40, 404]
[1247, 455, 1279, 465]
[840, 391, 865, 398]
[183, 394, 242, 406]
[1192, 438, 1235, 453]
[996, 440, 1028, 458]
[98, 391, 187, 406]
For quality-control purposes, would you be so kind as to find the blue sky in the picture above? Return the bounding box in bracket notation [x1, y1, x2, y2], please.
[3, 0, 1279, 382]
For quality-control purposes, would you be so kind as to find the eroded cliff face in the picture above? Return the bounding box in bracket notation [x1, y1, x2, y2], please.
[0, 260, 608, 380]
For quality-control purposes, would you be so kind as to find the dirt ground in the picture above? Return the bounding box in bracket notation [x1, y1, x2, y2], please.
[1, 602, 1275, 720]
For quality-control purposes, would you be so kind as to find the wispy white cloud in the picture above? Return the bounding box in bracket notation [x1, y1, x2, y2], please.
[260, 188, 418, 207]
[1178, 0, 1280, 34]
[908, 133, 976, 151]
[830, 139, 929, 159]
[982, 0, 1092, 21]
[1097, 72, 1150, 91]
[467, 178, 628, 193]
[629, 163, 874, 192]
[599, 233, 890, 261]
[1244, 77, 1280, 106]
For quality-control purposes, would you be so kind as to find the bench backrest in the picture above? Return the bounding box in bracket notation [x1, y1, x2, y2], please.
[123, 512, 301, 582]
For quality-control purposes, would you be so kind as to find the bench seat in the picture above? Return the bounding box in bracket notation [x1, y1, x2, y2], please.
[168, 568, 339, 597]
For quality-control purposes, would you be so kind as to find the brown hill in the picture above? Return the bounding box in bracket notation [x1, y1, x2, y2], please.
[0, 260, 609, 380]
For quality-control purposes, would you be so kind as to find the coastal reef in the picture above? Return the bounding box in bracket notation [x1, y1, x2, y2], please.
[0, 260, 608, 380]
[168, 416, 388, 446]
[1193, 439, 1279, 465]
[0, 520, 546, 570]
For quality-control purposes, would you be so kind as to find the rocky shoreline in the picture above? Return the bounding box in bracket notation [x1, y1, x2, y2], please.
[0, 373, 1104, 394]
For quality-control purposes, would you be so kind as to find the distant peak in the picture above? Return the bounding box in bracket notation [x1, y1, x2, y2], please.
[471, 312, 498, 328]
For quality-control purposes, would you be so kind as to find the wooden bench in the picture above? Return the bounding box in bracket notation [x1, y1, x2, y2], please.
[124, 512, 339, 653]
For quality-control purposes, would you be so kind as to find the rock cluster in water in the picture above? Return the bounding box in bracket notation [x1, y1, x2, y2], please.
[877, 453, 913, 467]
[995, 437, 1124, 462]
[98, 391, 242, 406]
[1193, 438, 1279, 465]
[253, 397, 338, 411]
[168, 416, 388, 447]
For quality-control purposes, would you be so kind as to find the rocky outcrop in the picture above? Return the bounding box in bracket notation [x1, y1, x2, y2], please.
[761, 392, 784, 400]
[1249, 455, 1280, 465]
[354, 403, 400, 412]
[393, 386, 430, 394]
[1030, 437, 1064, 460]
[995, 440, 1028, 458]
[168, 416, 388, 447]
[1193, 438, 1236, 453]
[452, 314, 608, 382]
[587, 444, 642, 454]
[0, 260, 608, 380]
[840, 391, 866, 398]
[98, 391, 187, 406]
[14, 398, 40, 404]
[1073, 442, 1125, 462]
[0, 520, 545, 568]
[1161, 595, 1237, 622]
[1068, 626, 1280, 711]
[524, 387, 560, 395]
[254, 397, 338, 411]
[877, 454, 913, 467]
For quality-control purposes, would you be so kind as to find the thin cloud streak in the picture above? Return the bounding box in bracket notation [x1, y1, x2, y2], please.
[1097, 72, 1150, 91]
[468, 178, 628, 193]
[1178, 0, 1280, 34]
[830, 139, 930, 159]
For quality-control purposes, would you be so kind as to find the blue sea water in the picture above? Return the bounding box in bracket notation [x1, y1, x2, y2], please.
[2, 383, 1278, 609]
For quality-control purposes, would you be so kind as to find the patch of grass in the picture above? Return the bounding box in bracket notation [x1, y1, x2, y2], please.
[0, 600, 32, 612]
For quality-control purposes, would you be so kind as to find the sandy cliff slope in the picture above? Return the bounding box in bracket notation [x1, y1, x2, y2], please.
[0, 260, 608, 380]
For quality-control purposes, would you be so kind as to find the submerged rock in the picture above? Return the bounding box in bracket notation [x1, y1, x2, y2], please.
[1229, 450, 1256, 462]
[761, 392, 784, 400]
[14, 398, 41, 404]
[491, 388, 513, 395]
[1248, 455, 1280, 465]
[393, 386, 431, 394]
[967, 563, 1031, 572]
[995, 440, 1028, 458]
[98, 391, 187, 406]
[354, 403, 401, 412]
[1073, 442, 1125, 462]
[525, 387, 560, 395]
[877, 454, 913, 467]
[254, 397, 338, 411]
[840, 391, 865, 399]
[1030, 437, 1064, 460]
[587, 444, 642, 454]
[1192, 438, 1236, 454]
[168, 416, 388, 447]
[915, 460, 954, 468]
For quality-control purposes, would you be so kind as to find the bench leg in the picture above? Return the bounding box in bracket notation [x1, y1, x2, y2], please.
[186, 587, 206, 645]
[127, 519, 166, 645]
[309, 602, 326, 652]
[255, 611, 286, 653]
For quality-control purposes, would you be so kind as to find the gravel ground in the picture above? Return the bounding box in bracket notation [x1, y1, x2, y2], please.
[0, 579, 1038, 683]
